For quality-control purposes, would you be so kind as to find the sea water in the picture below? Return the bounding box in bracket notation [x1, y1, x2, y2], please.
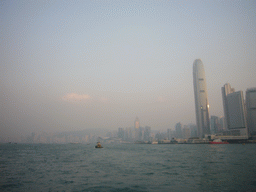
[1, 143, 256, 192]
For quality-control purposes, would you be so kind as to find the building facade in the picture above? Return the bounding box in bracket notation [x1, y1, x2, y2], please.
[134, 117, 140, 129]
[210, 116, 219, 134]
[189, 124, 197, 138]
[246, 88, 256, 135]
[175, 122, 183, 138]
[222, 83, 235, 130]
[193, 59, 210, 138]
[182, 125, 191, 139]
[144, 126, 151, 141]
[226, 91, 248, 137]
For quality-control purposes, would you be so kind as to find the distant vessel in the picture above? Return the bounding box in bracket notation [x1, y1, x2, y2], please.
[95, 142, 103, 148]
[209, 139, 229, 144]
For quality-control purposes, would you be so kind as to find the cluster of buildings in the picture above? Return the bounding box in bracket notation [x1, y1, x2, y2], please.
[114, 59, 255, 143]
[192, 59, 256, 140]
[19, 59, 255, 144]
[115, 117, 153, 143]
[167, 123, 197, 140]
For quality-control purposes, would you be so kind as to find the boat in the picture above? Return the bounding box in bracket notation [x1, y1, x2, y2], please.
[95, 142, 103, 148]
[209, 139, 229, 144]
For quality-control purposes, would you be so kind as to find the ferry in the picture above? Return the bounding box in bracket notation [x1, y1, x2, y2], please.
[95, 142, 103, 148]
[209, 139, 229, 144]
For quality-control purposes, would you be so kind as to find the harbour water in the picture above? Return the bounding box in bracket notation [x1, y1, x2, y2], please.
[1, 143, 256, 191]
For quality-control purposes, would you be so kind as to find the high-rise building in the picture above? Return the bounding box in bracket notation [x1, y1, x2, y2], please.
[144, 126, 151, 141]
[134, 117, 140, 129]
[175, 122, 183, 138]
[139, 127, 144, 141]
[222, 83, 235, 129]
[210, 116, 219, 134]
[226, 91, 248, 137]
[219, 116, 225, 132]
[124, 127, 133, 141]
[182, 125, 191, 139]
[167, 129, 172, 140]
[134, 117, 140, 140]
[246, 88, 256, 135]
[189, 124, 197, 138]
[118, 128, 124, 140]
[193, 59, 210, 138]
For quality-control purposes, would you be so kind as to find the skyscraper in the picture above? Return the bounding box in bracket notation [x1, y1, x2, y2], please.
[144, 126, 151, 141]
[118, 128, 124, 140]
[193, 59, 210, 138]
[134, 117, 140, 140]
[134, 117, 140, 129]
[175, 122, 183, 138]
[222, 83, 235, 130]
[221, 83, 248, 138]
[210, 116, 219, 134]
[226, 91, 248, 137]
[182, 125, 191, 139]
[246, 88, 256, 135]
[167, 128, 172, 140]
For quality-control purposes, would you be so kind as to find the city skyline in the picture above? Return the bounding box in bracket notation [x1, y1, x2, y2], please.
[1, 1, 256, 142]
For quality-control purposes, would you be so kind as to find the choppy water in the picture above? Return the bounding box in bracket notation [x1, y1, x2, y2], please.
[0, 143, 256, 192]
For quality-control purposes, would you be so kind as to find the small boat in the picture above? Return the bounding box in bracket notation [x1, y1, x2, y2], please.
[209, 139, 229, 144]
[95, 142, 103, 148]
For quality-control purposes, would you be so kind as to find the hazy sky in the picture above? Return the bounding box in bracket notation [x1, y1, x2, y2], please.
[1, 0, 256, 140]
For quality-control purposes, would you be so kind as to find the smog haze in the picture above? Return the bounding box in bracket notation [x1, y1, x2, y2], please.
[1, 1, 256, 141]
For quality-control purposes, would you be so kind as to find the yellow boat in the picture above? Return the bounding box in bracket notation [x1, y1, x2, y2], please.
[95, 142, 103, 148]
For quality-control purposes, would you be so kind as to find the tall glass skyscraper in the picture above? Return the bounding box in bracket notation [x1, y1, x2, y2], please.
[221, 83, 235, 130]
[222, 84, 248, 138]
[246, 88, 256, 135]
[193, 59, 210, 138]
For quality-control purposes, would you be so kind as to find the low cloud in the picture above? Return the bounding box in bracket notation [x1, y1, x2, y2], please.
[62, 93, 91, 102]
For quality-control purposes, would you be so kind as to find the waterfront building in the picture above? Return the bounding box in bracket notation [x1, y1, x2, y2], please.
[139, 127, 144, 141]
[124, 127, 133, 141]
[144, 126, 151, 141]
[134, 117, 140, 129]
[155, 131, 166, 141]
[210, 116, 219, 134]
[182, 125, 191, 139]
[175, 122, 183, 138]
[193, 59, 210, 138]
[189, 124, 197, 138]
[134, 117, 140, 140]
[118, 128, 124, 140]
[226, 91, 248, 137]
[222, 83, 235, 129]
[219, 116, 225, 131]
[246, 88, 256, 135]
[167, 129, 172, 140]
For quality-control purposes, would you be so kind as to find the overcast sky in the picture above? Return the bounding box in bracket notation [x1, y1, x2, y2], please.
[1, 0, 256, 141]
